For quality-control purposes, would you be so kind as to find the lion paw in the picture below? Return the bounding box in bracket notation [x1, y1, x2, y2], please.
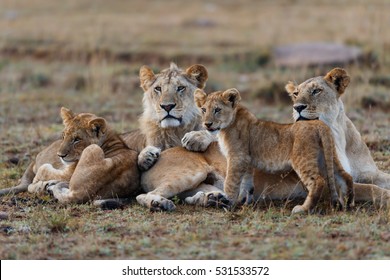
[291, 205, 308, 215]
[185, 191, 230, 208]
[46, 181, 69, 196]
[205, 191, 231, 208]
[138, 146, 161, 171]
[150, 198, 176, 212]
[136, 194, 176, 212]
[181, 131, 214, 152]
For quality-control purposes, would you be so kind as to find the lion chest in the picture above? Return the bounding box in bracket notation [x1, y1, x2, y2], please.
[217, 133, 229, 158]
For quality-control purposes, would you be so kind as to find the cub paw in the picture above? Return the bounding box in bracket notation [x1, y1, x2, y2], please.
[138, 146, 161, 171]
[46, 181, 69, 196]
[291, 205, 308, 215]
[150, 198, 176, 212]
[205, 191, 231, 208]
[181, 131, 214, 152]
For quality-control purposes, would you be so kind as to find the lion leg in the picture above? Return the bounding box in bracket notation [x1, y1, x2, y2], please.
[138, 168, 210, 211]
[238, 171, 255, 205]
[224, 157, 249, 203]
[292, 175, 325, 215]
[53, 145, 110, 203]
[0, 161, 36, 196]
[353, 183, 390, 209]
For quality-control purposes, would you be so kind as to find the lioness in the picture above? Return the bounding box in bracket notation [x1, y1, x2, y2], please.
[195, 88, 354, 213]
[285, 67, 390, 189]
[27, 107, 140, 204]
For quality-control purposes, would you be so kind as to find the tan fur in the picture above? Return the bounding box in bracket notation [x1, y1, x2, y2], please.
[121, 63, 215, 172]
[27, 107, 140, 203]
[196, 88, 354, 214]
[135, 69, 390, 212]
[137, 142, 228, 211]
[284, 68, 390, 195]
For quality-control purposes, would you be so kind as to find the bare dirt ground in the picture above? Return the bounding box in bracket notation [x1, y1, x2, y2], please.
[0, 0, 389, 259]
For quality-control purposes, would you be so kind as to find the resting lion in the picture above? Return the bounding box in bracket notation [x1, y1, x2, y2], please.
[121, 62, 215, 171]
[0, 63, 214, 199]
[195, 88, 354, 214]
[27, 107, 140, 204]
[139, 68, 390, 211]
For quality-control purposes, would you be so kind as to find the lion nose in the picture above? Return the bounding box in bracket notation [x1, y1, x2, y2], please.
[293, 105, 307, 113]
[160, 103, 176, 112]
[205, 122, 213, 128]
[57, 152, 67, 159]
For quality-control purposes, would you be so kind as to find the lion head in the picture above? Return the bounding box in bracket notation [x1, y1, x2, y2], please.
[57, 107, 107, 164]
[139, 62, 208, 129]
[285, 68, 350, 123]
[195, 88, 241, 134]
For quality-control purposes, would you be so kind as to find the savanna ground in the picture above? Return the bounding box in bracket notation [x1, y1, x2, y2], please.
[0, 0, 390, 259]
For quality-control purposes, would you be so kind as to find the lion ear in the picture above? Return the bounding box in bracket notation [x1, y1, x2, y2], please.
[194, 89, 207, 108]
[89, 117, 107, 137]
[139, 65, 156, 91]
[285, 81, 297, 97]
[185, 64, 208, 89]
[222, 88, 241, 108]
[60, 107, 75, 126]
[324, 68, 350, 95]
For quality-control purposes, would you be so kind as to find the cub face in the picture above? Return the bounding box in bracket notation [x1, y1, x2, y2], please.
[285, 68, 350, 122]
[139, 63, 208, 128]
[194, 88, 241, 134]
[58, 107, 107, 164]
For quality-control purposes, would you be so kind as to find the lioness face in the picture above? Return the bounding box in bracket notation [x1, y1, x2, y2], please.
[139, 63, 208, 128]
[57, 107, 107, 164]
[195, 88, 241, 134]
[285, 68, 350, 122]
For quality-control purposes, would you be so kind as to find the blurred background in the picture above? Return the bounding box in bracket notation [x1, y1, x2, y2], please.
[0, 0, 389, 180]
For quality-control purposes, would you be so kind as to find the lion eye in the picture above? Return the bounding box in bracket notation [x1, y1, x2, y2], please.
[73, 137, 81, 143]
[201, 108, 206, 114]
[293, 91, 299, 97]
[154, 86, 161, 94]
[312, 88, 322, 95]
[177, 86, 186, 93]
[214, 108, 221, 114]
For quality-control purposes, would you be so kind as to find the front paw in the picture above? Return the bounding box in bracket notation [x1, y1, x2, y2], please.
[204, 191, 231, 208]
[138, 146, 161, 171]
[181, 131, 214, 152]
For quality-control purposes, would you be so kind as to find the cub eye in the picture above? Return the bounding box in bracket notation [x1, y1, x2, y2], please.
[214, 108, 221, 114]
[154, 86, 161, 94]
[201, 108, 206, 114]
[177, 86, 186, 93]
[312, 88, 322, 95]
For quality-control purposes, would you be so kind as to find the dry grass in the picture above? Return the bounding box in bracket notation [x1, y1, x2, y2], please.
[0, 0, 390, 259]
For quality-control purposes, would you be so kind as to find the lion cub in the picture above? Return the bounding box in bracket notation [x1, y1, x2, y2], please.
[27, 107, 140, 204]
[195, 88, 354, 214]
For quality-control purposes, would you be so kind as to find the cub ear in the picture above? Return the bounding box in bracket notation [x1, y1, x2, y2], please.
[222, 88, 241, 108]
[89, 117, 107, 137]
[139, 65, 156, 91]
[285, 81, 298, 96]
[185, 64, 208, 89]
[324, 68, 350, 95]
[60, 107, 75, 126]
[194, 89, 208, 108]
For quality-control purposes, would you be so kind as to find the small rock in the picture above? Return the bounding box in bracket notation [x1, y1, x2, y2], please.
[0, 212, 9, 220]
[273, 42, 363, 67]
